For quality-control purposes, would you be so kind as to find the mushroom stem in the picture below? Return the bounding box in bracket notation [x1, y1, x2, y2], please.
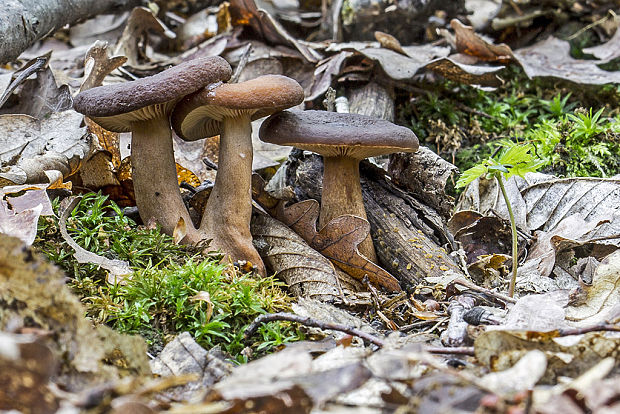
[320, 156, 378, 262]
[199, 115, 266, 275]
[131, 117, 196, 238]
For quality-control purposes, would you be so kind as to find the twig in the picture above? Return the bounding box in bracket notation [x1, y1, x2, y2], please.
[557, 324, 620, 337]
[400, 319, 438, 333]
[229, 43, 252, 84]
[246, 313, 478, 356]
[452, 278, 517, 304]
[566, 10, 616, 41]
[244, 312, 386, 347]
[425, 346, 475, 356]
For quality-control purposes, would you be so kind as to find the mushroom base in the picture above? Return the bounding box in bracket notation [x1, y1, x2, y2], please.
[198, 115, 266, 275]
[131, 117, 198, 241]
[320, 156, 378, 263]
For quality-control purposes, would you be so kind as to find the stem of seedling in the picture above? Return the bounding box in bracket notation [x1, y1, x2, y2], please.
[496, 173, 518, 297]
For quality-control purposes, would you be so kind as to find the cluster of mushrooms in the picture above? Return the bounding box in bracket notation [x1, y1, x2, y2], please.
[74, 56, 418, 283]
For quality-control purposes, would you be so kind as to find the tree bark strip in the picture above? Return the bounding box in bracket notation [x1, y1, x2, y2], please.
[0, 0, 141, 64]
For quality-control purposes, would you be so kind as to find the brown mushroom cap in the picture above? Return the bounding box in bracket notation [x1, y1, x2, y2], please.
[73, 56, 232, 131]
[259, 110, 419, 158]
[171, 75, 304, 141]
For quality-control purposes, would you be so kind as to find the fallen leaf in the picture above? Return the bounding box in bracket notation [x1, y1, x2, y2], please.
[479, 350, 547, 396]
[425, 56, 504, 87]
[80, 41, 127, 92]
[251, 212, 341, 300]
[229, 0, 321, 63]
[514, 36, 620, 84]
[275, 198, 401, 292]
[583, 26, 620, 62]
[448, 213, 513, 265]
[0, 54, 72, 118]
[565, 249, 620, 326]
[451, 19, 514, 63]
[0, 200, 42, 245]
[474, 329, 620, 381]
[150, 332, 232, 402]
[374, 31, 407, 55]
[2, 185, 54, 216]
[457, 173, 620, 241]
[253, 175, 400, 291]
[0, 111, 91, 187]
[113, 7, 176, 69]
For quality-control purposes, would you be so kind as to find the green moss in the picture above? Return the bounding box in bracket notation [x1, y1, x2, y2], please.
[397, 66, 620, 180]
[35, 193, 302, 361]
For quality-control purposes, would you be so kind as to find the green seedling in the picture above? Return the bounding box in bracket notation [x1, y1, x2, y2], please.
[456, 144, 543, 297]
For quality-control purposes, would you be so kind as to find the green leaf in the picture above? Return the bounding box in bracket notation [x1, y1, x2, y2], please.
[455, 164, 488, 188]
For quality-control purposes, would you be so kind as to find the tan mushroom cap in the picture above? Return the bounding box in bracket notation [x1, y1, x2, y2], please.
[171, 75, 305, 141]
[259, 110, 419, 159]
[73, 56, 232, 132]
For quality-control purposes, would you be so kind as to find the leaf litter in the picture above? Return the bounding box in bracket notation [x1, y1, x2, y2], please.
[1, 0, 620, 412]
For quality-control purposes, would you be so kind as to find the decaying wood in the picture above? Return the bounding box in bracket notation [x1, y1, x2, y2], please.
[388, 149, 458, 220]
[0, 0, 142, 64]
[281, 151, 464, 290]
[347, 82, 395, 122]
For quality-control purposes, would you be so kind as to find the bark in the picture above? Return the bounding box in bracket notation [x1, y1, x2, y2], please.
[0, 0, 142, 64]
[347, 82, 395, 122]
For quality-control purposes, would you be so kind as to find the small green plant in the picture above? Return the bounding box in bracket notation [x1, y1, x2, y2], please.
[523, 107, 620, 177]
[568, 107, 605, 141]
[540, 93, 576, 117]
[456, 144, 543, 297]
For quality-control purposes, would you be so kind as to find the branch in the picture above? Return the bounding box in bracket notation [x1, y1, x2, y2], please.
[1, 0, 142, 64]
[244, 312, 386, 347]
[247, 312, 475, 357]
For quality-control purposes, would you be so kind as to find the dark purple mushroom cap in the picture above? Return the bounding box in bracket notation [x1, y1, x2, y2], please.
[73, 56, 232, 132]
[171, 75, 304, 141]
[259, 110, 419, 159]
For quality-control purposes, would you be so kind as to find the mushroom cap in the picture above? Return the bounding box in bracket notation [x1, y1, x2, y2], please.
[73, 56, 232, 132]
[171, 75, 304, 141]
[259, 110, 419, 159]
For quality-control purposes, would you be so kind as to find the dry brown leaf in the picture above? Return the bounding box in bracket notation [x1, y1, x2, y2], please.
[451, 19, 514, 63]
[253, 175, 400, 291]
[85, 117, 121, 169]
[425, 57, 504, 87]
[474, 330, 620, 381]
[113, 6, 175, 69]
[565, 249, 620, 326]
[374, 31, 407, 55]
[251, 212, 340, 300]
[0, 55, 72, 118]
[276, 200, 401, 292]
[0, 111, 90, 187]
[80, 41, 127, 92]
[229, 0, 320, 63]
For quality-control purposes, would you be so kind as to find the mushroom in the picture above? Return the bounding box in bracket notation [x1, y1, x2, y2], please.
[258, 110, 419, 262]
[73, 57, 232, 241]
[171, 75, 304, 275]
